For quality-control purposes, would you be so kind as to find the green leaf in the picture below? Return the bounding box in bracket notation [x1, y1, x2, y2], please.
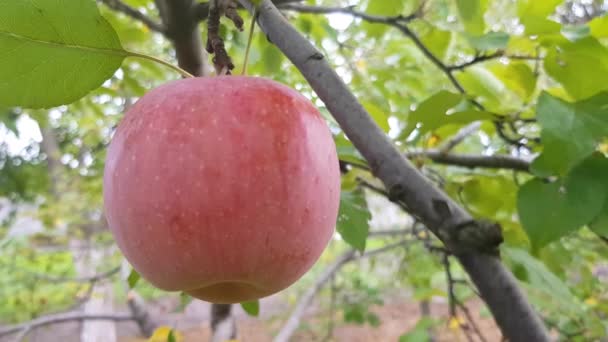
[0, 108, 19, 136]
[456, 0, 488, 35]
[561, 25, 590, 41]
[402, 90, 493, 138]
[544, 37, 608, 100]
[343, 304, 366, 324]
[362, 101, 389, 132]
[337, 189, 371, 252]
[240, 300, 260, 316]
[403, 91, 461, 137]
[460, 176, 518, 217]
[261, 43, 283, 74]
[490, 62, 537, 102]
[420, 28, 452, 60]
[589, 15, 608, 38]
[590, 200, 608, 237]
[167, 329, 176, 342]
[399, 317, 437, 342]
[367, 312, 381, 326]
[177, 292, 193, 311]
[334, 133, 367, 166]
[455, 66, 509, 110]
[0, 0, 126, 108]
[518, 155, 608, 249]
[503, 247, 582, 314]
[467, 32, 510, 51]
[127, 268, 140, 289]
[363, 0, 404, 38]
[517, 0, 562, 35]
[531, 92, 608, 176]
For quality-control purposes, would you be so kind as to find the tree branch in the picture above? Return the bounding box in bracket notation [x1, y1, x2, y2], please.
[406, 149, 532, 172]
[277, 3, 419, 23]
[238, 1, 549, 340]
[280, 3, 539, 149]
[274, 241, 410, 342]
[437, 122, 482, 153]
[447, 52, 542, 72]
[0, 312, 134, 339]
[158, 0, 208, 77]
[98, 0, 166, 33]
[210, 303, 236, 342]
[27, 266, 121, 283]
[191, 0, 306, 22]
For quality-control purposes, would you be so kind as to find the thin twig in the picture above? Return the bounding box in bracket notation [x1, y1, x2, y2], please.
[456, 299, 489, 342]
[281, 3, 537, 148]
[324, 274, 337, 341]
[369, 228, 412, 237]
[339, 159, 370, 172]
[98, 0, 165, 33]
[405, 149, 532, 172]
[444, 254, 456, 317]
[26, 266, 120, 283]
[447, 52, 542, 72]
[278, 3, 419, 24]
[274, 241, 410, 342]
[0, 312, 134, 339]
[438, 122, 482, 153]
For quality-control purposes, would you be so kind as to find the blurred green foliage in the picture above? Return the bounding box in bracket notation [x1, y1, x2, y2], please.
[2, 0, 608, 340]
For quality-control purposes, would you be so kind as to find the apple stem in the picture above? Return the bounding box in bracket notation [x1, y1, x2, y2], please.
[241, 8, 257, 76]
[126, 51, 195, 78]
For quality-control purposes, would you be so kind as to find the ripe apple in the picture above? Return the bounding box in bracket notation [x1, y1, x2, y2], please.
[103, 76, 340, 304]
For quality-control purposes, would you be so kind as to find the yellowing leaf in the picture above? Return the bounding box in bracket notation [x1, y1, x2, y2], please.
[448, 316, 465, 330]
[356, 59, 367, 71]
[426, 134, 441, 148]
[585, 297, 598, 306]
[148, 326, 183, 342]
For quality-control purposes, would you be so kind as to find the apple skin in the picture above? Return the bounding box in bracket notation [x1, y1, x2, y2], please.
[103, 76, 340, 304]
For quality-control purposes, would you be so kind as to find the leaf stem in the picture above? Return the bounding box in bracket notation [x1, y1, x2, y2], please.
[126, 50, 195, 78]
[241, 8, 257, 76]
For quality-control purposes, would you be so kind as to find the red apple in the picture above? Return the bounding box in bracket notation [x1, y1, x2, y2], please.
[103, 76, 340, 304]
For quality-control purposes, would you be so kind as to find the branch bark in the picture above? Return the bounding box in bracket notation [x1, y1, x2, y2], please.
[157, 0, 209, 76]
[0, 312, 133, 339]
[406, 149, 532, 172]
[210, 303, 236, 342]
[274, 241, 409, 342]
[126, 291, 158, 337]
[238, 1, 549, 341]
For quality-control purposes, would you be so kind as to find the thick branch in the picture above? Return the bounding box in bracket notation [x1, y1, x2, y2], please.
[406, 149, 531, 172]
[98, 0, 165, 33]
[274, 241, 409, 342]
[280, 3, 538, 149]
[127, 291, 158, 337]
[210, 303, 236, 342]
[158, 0, 208, 76]
[0, 312, 134, 338]
[238, 1, 549, 340]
